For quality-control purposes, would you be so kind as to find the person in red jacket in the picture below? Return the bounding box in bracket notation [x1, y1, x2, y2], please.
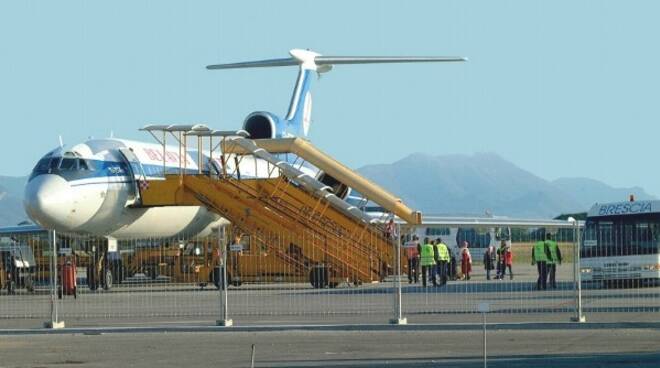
[460, 241, 472, 280]
[501, 240, 513, 280]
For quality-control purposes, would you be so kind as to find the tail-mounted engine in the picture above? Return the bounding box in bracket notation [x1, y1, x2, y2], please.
[242, 111, 282, 139]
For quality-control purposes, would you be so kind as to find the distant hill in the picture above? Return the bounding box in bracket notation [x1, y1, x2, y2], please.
[0, 175, 28, 227]
[358, 153, 656, 218]
[552, 177, 655, 210]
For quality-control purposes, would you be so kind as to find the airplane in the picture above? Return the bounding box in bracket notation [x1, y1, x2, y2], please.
[23, 49, 466, 239]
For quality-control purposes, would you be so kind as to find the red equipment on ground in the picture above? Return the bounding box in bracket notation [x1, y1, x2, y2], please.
[58, 257, 77, 299]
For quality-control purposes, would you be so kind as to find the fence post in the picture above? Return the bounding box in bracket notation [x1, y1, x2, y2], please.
[478, 302, 490, 368]
[390, 223, 407, 325]
[216, 225, 233, 327]
[44, 229, 64, 329]
[570, 218, 586, 323]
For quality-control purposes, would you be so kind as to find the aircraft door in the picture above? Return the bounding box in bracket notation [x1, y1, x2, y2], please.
[208, 157, 223, 177]
[118, 148, 148, 206]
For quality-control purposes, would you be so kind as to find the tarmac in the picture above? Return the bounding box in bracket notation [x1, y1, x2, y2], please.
[1, 325, 659, 367]
[1, 264, 659, 367]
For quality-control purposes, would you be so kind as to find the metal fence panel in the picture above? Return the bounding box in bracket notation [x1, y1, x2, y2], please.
[581, 219, 660, 317]
[400, 225, 579, 323]
[3, 219, 660, 328]
[52, 231, 222, 320]
[0, 229, 51, 321]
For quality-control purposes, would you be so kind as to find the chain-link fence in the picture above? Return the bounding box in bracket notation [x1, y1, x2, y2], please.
[0, 228, 51, 321]
[400, 219, 582, 323]
[2, 218, 660, 329]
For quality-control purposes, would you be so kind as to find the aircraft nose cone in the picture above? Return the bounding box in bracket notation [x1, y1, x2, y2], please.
[24, 174, 75, 231]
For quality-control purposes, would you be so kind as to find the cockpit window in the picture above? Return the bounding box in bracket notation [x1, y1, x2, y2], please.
[30, 157, 62, 180]
[81, 159, 95, 170]
[48, 158, 60, 170]
[59, 158, 78, 170]
[34, 158, 51, 172]
[30, 155, 99, 181]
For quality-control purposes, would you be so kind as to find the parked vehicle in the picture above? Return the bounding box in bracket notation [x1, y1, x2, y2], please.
[581, 199, 660, 287]
[0, 237, 36, 293]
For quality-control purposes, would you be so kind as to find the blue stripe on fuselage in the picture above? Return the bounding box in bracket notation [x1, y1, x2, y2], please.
[29, 158, 271, 184]
[29, 159, 199, 183]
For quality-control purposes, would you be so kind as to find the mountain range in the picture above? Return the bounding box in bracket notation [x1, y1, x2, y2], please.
[0, 175, 28, 227]
[357, 153, 655, 218]
[0, 153, 656, 226]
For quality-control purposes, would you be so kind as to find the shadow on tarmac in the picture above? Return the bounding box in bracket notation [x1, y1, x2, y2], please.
[300, 281, 660, 296]
[262, 351, 660, 368]
[302, 281, 575, 295]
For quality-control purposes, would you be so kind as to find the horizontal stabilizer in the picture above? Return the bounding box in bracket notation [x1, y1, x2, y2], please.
[207, 49, 467, 70]
[207, 57, 298, 70]
[315, 56, 467, 65]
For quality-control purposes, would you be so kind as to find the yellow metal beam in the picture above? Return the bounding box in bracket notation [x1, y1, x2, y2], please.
[222, 138, 422, 224]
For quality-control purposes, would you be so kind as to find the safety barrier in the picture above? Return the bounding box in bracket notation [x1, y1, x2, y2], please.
[2, 218, 660, 329]
[400, 218, 583, 324]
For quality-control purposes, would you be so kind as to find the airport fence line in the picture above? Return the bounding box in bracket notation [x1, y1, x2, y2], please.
[1, 219, 659, 328]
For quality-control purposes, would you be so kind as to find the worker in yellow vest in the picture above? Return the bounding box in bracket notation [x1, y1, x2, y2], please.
[545, 234, 562, 289]
[435, 238, 451, 286]
[531, 235, 552, 290]
[420, 237, 438, 287]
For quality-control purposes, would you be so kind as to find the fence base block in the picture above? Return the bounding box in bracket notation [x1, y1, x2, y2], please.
[389, 318, 408, 325]
[216, 319, 233, 327]
[571, 316, 587, 323]
[43, 321, 66, 329]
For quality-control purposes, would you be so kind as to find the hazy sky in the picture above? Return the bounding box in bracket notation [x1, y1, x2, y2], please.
[1, 1, 658, 195]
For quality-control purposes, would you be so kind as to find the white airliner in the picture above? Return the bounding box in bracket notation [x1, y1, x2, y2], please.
[23, 49, 466, 239]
